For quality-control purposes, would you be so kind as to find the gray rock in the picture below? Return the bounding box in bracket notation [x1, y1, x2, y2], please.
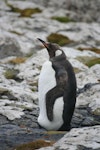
[32, 0, 100, 22]
[0, 37, 23, 59]
[0, 0, 10, 11]
[39, 126, 100, 150]
[0, 115, 9, 125]
[0, 124, 44, 150]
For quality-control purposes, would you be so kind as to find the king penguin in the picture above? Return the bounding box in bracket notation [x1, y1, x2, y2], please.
[37, 38, 77, 131]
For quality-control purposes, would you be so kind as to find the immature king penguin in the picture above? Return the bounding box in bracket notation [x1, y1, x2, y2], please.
[37, 38, 77, 131]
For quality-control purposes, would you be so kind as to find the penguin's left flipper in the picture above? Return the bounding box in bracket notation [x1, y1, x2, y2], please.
[46, 70, 68, 121]
[56, 69, 68, 90]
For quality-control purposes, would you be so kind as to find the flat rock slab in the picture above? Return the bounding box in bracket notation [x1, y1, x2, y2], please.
[39, 126, 100, 150]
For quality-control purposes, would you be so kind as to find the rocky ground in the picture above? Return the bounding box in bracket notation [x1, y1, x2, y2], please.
[0, 0, 100, 150]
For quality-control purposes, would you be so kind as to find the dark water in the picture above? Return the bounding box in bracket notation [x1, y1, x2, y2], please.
[0, 103, 100, 150]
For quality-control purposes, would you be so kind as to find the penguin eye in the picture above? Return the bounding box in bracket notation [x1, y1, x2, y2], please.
[55, 50, 62, 56]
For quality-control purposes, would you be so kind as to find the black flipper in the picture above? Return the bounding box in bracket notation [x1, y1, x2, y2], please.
[46, 66, 68, 121]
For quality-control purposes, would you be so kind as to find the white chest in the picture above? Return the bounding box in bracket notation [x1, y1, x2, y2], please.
[38, 61, 64, 130]
[38, 61, 56, 98]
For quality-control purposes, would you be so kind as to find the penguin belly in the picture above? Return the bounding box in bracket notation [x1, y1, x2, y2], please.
[38, 61, 64, 130]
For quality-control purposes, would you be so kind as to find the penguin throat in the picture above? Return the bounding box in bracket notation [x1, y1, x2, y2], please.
[48, 50, 55, 58]
[55, 50, 62, 56]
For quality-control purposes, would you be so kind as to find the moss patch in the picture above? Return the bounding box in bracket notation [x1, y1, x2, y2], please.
[0, 87, 18, 100]
[0, 88, 9, 95]
[6, 0, 42, 17]
[85, 58, 100, 67]
[77, 56, 92, 64]
[25, 52, 34, 58]
[15, 139, 54, 150]
[19, 8, 42, 17]
[45, 131, 66, 135]
[92, 108, 100, 116]
[31, 88, 36, 92]
[10, 30, 23, 36]
[4, 68, 23, 82]
[74, 67, 81, 73]
[77, 56, 100, 67]
[47, 33, 74, 46]
[51, 16, 74, 23]
[78, 47, 100, 54]
[9, 57, 27, 64]
[32, 81, 38, 87]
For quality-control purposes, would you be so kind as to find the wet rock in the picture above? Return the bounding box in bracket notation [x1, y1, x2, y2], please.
[72, 106, 100, 128]
[0, 124, 44, 150]
[39, 126, 100, 150]
[0, 117, 64, 150]
[0, 115, 9, 125]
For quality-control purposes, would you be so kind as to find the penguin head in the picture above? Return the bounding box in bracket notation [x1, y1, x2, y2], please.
[38, 38, 63, 58]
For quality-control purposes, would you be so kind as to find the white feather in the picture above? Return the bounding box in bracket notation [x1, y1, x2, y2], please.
[55, 50, 62, 56]
[38, 61, 64, 130]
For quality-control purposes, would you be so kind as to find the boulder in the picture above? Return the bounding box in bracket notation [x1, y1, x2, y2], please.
[39, 126, 100, 150]
[0, 36, 23, 59]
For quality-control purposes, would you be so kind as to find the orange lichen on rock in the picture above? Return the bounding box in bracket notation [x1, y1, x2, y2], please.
[15, 139, 54, 150]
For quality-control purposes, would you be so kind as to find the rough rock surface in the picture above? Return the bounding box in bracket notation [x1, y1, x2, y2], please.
[0, 0, 100, 150]
[39, 126, 100, 150]
[31, 0, 100, 22]
[0, 36, 23, 59]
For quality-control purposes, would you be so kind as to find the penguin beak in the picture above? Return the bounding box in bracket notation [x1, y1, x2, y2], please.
[37, 38, 49, 49]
